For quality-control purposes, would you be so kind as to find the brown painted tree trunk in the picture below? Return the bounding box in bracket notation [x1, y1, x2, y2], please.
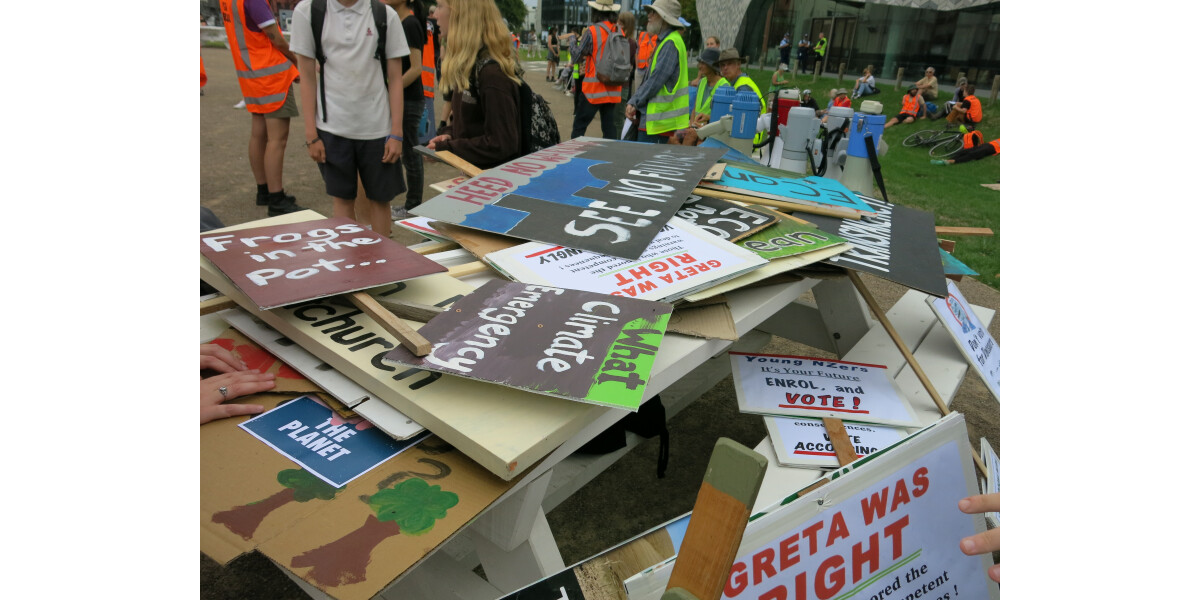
[290, 514, 401, 587]
[211, 488, 294, 540]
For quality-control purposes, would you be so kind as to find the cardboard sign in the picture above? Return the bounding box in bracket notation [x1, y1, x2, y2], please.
[764, 416, 908, 469]
[240, 396, 429, 487]
[926, 279, 1000, 400]
[736, 213, 849, 260]
[200, 217, 447, 309]
[729, 352, 919, 427]
[801, 195, 949, 297]
[674, 194, 779, 241]
[485, 219, 768, 303]
[939, 248, 978, 276]
[383, 280, 672, 410]
[720, 413, 997, 600]
[699, 137, 758, 165]
[701, 167, 878, 215]
[395, 216, 454, 242]
[412, 138, 726, 260]
[979, 438, 1000, 528]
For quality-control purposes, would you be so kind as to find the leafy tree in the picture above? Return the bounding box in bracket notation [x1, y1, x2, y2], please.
[212, 469, 341, 541]
[494, 0, 527, 31]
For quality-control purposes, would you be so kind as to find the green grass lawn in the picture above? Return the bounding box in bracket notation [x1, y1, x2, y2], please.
[742, 67, 1000, 290]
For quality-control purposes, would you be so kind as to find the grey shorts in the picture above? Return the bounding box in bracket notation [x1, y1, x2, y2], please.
[316, 130, 406, 203]
[263, 84, 298, 119]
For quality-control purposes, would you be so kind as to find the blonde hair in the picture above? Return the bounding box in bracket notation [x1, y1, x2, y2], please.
[618, 10, 635, 36]
[437, 0, 521, 94]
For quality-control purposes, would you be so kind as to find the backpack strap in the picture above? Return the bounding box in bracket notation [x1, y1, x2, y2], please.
[311, 0, 328, 122]
[371, 0, 388, 87]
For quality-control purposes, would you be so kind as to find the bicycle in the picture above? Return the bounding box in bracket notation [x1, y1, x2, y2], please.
[902, 126, 964, 158]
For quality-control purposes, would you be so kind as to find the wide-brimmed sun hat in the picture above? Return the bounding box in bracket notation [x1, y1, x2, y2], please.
[717, 48, 749, 65]
[586, 0, 620, 12]
[646, 0, 683, 27]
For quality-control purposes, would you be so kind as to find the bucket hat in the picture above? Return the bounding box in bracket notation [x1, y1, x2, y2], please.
[646, 0, 684, 28]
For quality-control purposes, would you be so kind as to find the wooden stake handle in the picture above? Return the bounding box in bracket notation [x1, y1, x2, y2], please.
[821, 418, 859, 466]
[348, 291, 432, 356]
[435, 150, 483, 178]
[692, 187, 862, 220]
[845, 270, 987, 474]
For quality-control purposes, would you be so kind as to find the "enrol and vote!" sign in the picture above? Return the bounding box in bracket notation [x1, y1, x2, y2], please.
[730, 352, 919, 427]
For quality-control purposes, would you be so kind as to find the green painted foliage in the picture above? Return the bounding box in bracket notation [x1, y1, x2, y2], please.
[278, 468, 341, 502]
[369, 478, 460, 535]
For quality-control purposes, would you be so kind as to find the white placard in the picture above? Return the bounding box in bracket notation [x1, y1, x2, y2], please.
[765, 416, 908, 469]
[485, 218, 768, 303]
[729, 352, 920, 427]
[926, 279, 1000, 400]
[979, 437, 1000, 527]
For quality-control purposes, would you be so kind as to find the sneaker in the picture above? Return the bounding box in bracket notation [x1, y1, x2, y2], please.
[930, 159, 948, 166]
[233, 99, 246, 109]
[391, 206, 409, 220]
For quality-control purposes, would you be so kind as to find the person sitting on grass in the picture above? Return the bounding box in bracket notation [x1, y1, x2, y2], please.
[884, 86, 922, 128]
[946, 83, 982, 129]
[931, 137, 999, 166]
[851, 65, 877, 98]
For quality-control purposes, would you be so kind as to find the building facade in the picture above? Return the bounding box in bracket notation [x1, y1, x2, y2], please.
[700, 0, 999, 83]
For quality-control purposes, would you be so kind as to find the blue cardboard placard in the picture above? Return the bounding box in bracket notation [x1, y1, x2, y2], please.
[940, 247, 979, 276]
[239, 395, 428, 488]
[707, 166, 877, 215]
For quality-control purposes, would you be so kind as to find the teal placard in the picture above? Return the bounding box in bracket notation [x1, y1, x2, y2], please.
[940, 248, 979, 276]
[737, 217, 848, 260]
[710, 167, 877, 215]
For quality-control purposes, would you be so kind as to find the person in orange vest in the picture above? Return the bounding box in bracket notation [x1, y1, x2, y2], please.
[633, 19, 659, 96]
[219, 0, 304, 216]
[947, 83, 983, 128]
[570, 0, 624, 139]
[200, 55, 208, 92]
[884, 86, 922, 128]
[931, 137, 999, 166]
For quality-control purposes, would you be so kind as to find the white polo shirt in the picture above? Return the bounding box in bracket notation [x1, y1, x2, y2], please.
[290, 0, 410, 140]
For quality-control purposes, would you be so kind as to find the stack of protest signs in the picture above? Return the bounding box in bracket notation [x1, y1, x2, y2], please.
[383, 280, 673, 411]
[979, 437, 999, 527]
[926, 280, 1000, 400]
[699, 163, 878, 217]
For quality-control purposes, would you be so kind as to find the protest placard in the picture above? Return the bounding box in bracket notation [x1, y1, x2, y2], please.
[979, 438, 1000, 527]
[620, 413, 997, 600]
[926, 280, 999, 400]
[200, 217, 447, 309]
[729, 352, 919, 427]
[485, 219, 768, 303]
[700, 166, 878, 216]
[395, 216, 454, 242]
[764, 416, 908, 469]
[674, 195, 779, 241]
[383, 280, 672, 410]
[800, 195, 948, 297]
[412, 138, 725, 260]
[239, 396, 430, 488]
[735, 213, 848, 261]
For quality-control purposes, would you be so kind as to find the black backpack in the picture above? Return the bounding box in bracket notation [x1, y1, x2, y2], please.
[310, 0, 389, 123]
[469, 57, 561, 156]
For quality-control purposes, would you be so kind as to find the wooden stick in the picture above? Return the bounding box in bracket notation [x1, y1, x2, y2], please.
[821, 418, 859, 466]
[347, 291, 432, 356]
[692, 187, 862, 220]
[372, 298, 446, 323]
[703, 163, 727, 181]
[445, 261, 492, 278]
[436, 150, 483, 178]
[665, 438, 766, 600]
[845, 270, 987, 474]
[934, 226, 993, 237]
[200, 295, 237, 316]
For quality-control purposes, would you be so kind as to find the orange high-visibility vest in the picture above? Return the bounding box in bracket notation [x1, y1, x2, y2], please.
[201, 55, 207, 87]
[580, 21, 623, 104]
[988, 139, 1000, 153]
[421, 28, 436, 98]
[900, 93, 919, 116]
[636, 31, 657, 70]
[220, 0, 297, 113]
[962, 95, 982, 123]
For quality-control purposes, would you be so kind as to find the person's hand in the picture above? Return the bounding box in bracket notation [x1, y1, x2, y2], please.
[201, 343, 247, 374]
[201, 370, 275, 424]
[426, 134, 450, 152]
[383, 137, 402, 163]
[958, 493, 1000, 582]
[306, 137, 325, 163]
[625, 103, 637, 120]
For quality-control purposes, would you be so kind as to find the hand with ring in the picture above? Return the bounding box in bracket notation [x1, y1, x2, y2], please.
[200, 345, 276, 424]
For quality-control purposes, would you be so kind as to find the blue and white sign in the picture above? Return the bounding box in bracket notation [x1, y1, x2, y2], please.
[239, 395, 428, 488]
[704, 166, 878, 215]
[926, 280, 1000, 401]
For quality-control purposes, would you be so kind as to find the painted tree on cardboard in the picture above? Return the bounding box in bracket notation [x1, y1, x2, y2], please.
[290, 477, 459, 587]
[211, 468, 341, 540]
